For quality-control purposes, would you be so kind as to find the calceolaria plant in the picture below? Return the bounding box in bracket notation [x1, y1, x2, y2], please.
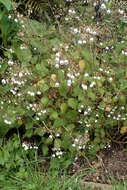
[0, 0, 127, 162]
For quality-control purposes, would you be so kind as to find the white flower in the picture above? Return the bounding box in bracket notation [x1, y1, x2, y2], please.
[84, 111, 88, 116]
[78, 109, 82, 113]
[67, 79, 72, 86]
[55, 63, 59, 69]
[109, 77, 113, 82]
[4, 119, 12, 125]
[88, 107, 91, 112]
[60, 60, 64, 65]
[56, 52, 60, 57]
[82, 84, 87, 91]
[83, 40, 86, 44]
[65, 17, 69, 21]
[90, 81, 96, 88]
[8, 15, 11, 19]
[73, 28, 78, 34]
[10, 89, 16, 95]
[75, 72, 80, 77]
[107, 9, 111, 14]
[119, 9, 124, 15]
[37, 112, 41, 116]
[121, 106, 125, 110]
[49, 135, 53, 139]
[64, 60, 69, 65]
[97, 76, 101, 80]
[9, 48, 14, 53]
[78, 146, 82, 150]
[75, 138, 78, 143]
[36, 117, 39, 121]
[27, 91, 35, 96]
[93, 31, 96, 35]
[55, 82, 60, 87]
[90, 37, 94, 42]
[72, 144, 76, 148]
[8, 60, 14, 66]
[67, 73, 71, 78]
[86, 27, 91, 33]
[78, 40, 83, 44]
[22, 142, 29, 150]
[19, 72, 23, 78]
[105, 46, 109, 50]
[125, 52, 127, 56]
[14, 18, 18, 22]
[84, 73, 89, 77]
[33, 146, 38, 149]
[55, 57, 59, 63]
[37, 91, 41, 95]
[20, 44, 26, 50]
[1, 79, 6, 85]
[101, 3, 106, 10]
[69, 9, 75, 14]
[41, 110, 46, 114]
[56, 151, 60, 156]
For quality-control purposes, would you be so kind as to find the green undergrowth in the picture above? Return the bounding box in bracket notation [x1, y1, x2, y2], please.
[0, 137, 83, 190]
[0, 0, 127, 181]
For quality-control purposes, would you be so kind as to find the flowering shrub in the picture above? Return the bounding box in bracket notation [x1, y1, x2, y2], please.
[0, 0, 127, 161]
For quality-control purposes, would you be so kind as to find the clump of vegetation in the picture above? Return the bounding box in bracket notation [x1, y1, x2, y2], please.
[0, 0, 127, 185]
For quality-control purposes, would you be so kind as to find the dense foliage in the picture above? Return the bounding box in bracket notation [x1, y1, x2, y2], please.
[0, 0, 127, 172]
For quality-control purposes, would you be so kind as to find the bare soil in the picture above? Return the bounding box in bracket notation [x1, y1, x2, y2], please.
[72, 144, 127, 185]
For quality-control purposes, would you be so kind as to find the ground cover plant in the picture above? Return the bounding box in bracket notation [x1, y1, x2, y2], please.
[0, 0, 127, 189]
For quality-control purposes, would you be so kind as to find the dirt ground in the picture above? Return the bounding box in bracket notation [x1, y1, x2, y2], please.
[72, 144, 127, 185]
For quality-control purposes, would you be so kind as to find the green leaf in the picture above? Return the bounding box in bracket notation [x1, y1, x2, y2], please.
[0, 0, 12, 11]
[41, 97, 49, 106]
[59, 81, 69, 97]
[88, 90, 96, 101]
[58, 70, 65, 82]
[60, 103, 68, 114]
[34, 128, 44, 136]
[50, 111, 58, 120]
[42, 145, 49, 156]
[53, 118, 64, 128]
[61, 134, 71, 149]
[40, 83, 49, 93]
[68, 98, 78, 110]
[15, 48, 32, 63]
[36, 64, 49, 77]
[26, 121, 33, 129]
[24, 129, 33, 138]
[54, 139, 61, 149]
[65, 111, 78, 122]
